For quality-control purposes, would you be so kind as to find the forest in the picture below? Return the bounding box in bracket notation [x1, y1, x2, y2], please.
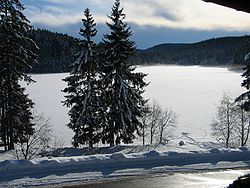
[132, 36, 250, 66]
[29, 29, 250, 73]
[27, 29, 80, 73]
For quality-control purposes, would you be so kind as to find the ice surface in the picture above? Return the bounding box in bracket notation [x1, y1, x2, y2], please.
[140, 65, 243, 143]
[22, 65, 243, 146]
[22, 73, 74, 145]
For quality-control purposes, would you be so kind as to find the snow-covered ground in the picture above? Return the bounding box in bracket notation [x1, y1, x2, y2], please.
[1, 135, 250, 187]
[4, 65, 245, 187]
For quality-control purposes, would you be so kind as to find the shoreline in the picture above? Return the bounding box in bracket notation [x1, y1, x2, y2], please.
[28, 64, 244, 75]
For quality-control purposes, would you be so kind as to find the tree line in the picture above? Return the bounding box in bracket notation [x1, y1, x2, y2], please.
[27, 29, 80, 73]
[26, 29, 250, 74]
[131, 36, 250, 66]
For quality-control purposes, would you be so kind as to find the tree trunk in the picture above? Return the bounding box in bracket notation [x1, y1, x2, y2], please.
[3, 122, 7, 150]
[150, 128, 153, 144]
[243, 120, 250, 146]
[241, 108, 244, 147]
[142, 127, 145, 146]
[4, 140, 7, 151]
[142, 123, 145, 146]
[110, 133, 114, 147]
[226, 106, 230, 148]
[89, 130, 93, 148]
[89, 141, 93, 148]
[6, 129, 10, 151]
[1, 106, 7, 151]
[159, 127, 163, 144]
[9, 127, 14, 150]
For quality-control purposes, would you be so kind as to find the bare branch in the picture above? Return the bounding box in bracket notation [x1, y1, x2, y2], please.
[14, 113, 52, 159]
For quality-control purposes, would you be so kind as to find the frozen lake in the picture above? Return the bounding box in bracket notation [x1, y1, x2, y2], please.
[25, 65, 244, 146]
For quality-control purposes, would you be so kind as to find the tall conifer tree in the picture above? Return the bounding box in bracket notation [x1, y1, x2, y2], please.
[236, 52, 250, 112]
[101, 0, 147, 146]
[0, 0, 38, 150]
[63, 9, 100, 147]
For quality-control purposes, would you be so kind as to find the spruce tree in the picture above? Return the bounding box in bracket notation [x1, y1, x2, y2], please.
[236, 52, 250, 111]
[101, 0, 147, 146]
[63, 9, 100, 148]
[0, 0, 38, 150]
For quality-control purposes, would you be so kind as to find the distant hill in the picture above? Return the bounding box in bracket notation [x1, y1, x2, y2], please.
[130, 43, 188, 65]
[28, 29, 250, 73]
[130, 36, 250, 66]
[145, 43, 187, 52]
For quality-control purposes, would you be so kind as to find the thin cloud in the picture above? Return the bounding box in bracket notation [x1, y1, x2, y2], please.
[23, 0, 250, 31]
[122, 0, 250, 31]
[154, 11, 183, 22]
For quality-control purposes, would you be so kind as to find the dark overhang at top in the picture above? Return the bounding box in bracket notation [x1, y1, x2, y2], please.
[203, 0, 250, 13]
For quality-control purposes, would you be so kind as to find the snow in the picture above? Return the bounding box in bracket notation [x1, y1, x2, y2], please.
[9, 65, 247, 186]
[22, 73, 74, 145]
[22, 65, 243, 146]
[1, 138, 250, 187]
[141, 65, 244, 143]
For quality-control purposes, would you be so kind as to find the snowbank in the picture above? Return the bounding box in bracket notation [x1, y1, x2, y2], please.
[1, 147, 250, 187]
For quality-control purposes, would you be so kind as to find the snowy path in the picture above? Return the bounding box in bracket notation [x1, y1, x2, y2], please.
[1, 149, 250, 187]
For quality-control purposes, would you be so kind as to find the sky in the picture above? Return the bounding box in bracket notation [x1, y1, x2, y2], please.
[22, 0, 250, 49]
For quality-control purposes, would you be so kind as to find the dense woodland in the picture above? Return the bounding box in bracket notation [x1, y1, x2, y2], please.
[29, 29, 250, 73]
[28, 29, 80, 73]
[131, 36, 250, 66]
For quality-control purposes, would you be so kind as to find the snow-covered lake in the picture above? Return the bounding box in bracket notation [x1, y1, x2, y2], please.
[25, 65, 244, 146]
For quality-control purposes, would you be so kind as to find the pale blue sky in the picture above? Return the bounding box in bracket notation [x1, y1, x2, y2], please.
[22, 0, 250, 49]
